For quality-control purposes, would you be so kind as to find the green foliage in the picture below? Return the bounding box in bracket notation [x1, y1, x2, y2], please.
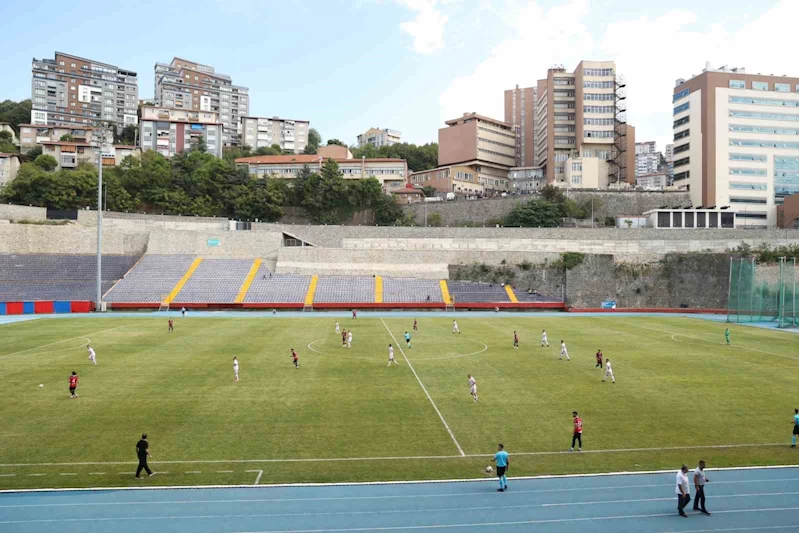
[0, 99, 32, 132]
[326, 139, 346, 146]
[539, 184, 565, 204]
[421, 185, 437, 197]
[33, 154, 58, 171]
[59, 134, 74, 142]
[504, 199, 561, 227]
[115, 125, 137, 146]
[604, 216, 616, 227]
[304, 128, 321, 154]
[560, 252, 585, 270]
[0, 131, 12, 142]
[427, 212, 443, 227]
[729, 242, 799, 263]
[24, 146, 42, 160]
[517, 260, 532, 271]
[351, 142, 438, 172]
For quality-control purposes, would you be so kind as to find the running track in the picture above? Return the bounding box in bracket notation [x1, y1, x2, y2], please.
[1, 467, 798, 533]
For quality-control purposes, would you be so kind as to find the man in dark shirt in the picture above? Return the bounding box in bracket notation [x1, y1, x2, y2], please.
[135, 433, 155, 478]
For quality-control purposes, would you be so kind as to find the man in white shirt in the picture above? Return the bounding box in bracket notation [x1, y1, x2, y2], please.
[335, 322, 340, 335]
[693, 460, 710, 515]
[676, 464, 691, 517]
[559, 341, 570, 361]
[233, 357, 239, 382]
[347, 330, 353, 348]
[541, 329, 549, 347]
[468, 374, 478, 403]
[387, 344, 398, 366]
[87, 345, 97, 365]
[602, 358, 615, 383]
[452, 320, 460, 334]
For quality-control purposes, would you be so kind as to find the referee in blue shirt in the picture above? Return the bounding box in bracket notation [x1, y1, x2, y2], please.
[492, 443, 509, 492]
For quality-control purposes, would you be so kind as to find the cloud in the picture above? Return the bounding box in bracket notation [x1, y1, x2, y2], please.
[439, 0, 799, 153]
[395, 0, 449, 54]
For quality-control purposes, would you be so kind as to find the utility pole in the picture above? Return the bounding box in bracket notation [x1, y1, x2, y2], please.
[95, 128, 105, 312]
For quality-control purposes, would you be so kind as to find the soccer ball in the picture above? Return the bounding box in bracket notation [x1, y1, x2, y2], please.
[38, 384, 44, 388]
[485, 466, 493, 474]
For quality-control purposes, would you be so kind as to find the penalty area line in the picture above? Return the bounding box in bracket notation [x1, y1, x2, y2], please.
[380, 318, 465, 457]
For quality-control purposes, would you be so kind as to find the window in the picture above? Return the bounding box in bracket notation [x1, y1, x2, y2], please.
[729, 197, 768, 204]
[730, 139, 799, 150]
[674, 157, 690, 167]
[583, 105, 614, 114]
[730, 182, 768, 190]
[729, 80, 745, 89]
[673, 102, 690, 115]
[776, 83, 791, 93]
[674, 171, 690, 181]
[571, 175, 582, 185]
[752, 81, 769, 91]
[583, 80, 614, 89]
[657, 211, 670, 228]
[584, 117, 614, 126]
[730, 154, 767, 162]
[709, 212, 719, 228]
[584, 93, 614, 101]
[554, 153, 569, 162]
[729, 110, 799, 122]
[673, 88, 690, 102]
[721, 213, 735, 228]
[584, 130, 614, 138]
[674, 116, 690, 128]
[572, 162, 582, 171]
[730, 168, 767, 176]
[730, 95, 799, 108]
[685, 212, 694, 228]
[729, 124, 799, 135]
[672, 212, 682, 228]
[673, 143, 690, 154]
[674, 129, 690, 141]
[583, 68, 613, 76]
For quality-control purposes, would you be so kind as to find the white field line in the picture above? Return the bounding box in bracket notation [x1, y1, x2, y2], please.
[622, 321, 799, 362]
[0, 442, 785, 468]
[0, 325, 126, 360]
[541, 491, 799, 507]
[662, 526, 799, 533]
[1, 465, 797, 495]
[247, 469, 263, 485]
[380, 318, 465, 457]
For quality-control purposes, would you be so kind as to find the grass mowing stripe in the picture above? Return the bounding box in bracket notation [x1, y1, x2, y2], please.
[380, 318, 465, 457]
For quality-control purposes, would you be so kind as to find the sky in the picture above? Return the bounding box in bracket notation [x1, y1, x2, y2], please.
[0, 0, 796, 153]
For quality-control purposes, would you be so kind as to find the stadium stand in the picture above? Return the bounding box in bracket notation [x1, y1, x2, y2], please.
[104, 255, 196, 303]
[243, 265, 311, 304]
[0, 254, 138, 301]
[447, 281, 512, 303]
[174, 259, 253, 303]
[383, 277, 443, 303]
[314, 276, 375, 303]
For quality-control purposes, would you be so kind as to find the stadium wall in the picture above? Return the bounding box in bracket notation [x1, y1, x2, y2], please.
[0, 225, 148, 255]
[0, 204, 47, 222]
[402, 191, 692, 227]
[145, 230, 282, 257]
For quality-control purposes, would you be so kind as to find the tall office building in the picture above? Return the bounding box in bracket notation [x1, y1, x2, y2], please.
[635, 141, 661, 177]
[664, 143, 675, 182]
[535, 61, 634, 188]
[672, 63, 799, 228]
[241, 116, 310, 154]
[504, 85, 537, 167]
[357, 127, 401, 148]
[154, 58, 249, 146]
[139, 106, 223, 159]
[30, 52, 138, 129]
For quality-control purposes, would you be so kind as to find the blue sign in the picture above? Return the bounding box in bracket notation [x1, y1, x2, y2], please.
[600, 300, 617, 309]
[207, 238, 220, 247]
[191, 124, 204, 130]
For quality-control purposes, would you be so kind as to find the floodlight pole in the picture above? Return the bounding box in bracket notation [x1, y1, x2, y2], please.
[95, 128, 104, 312]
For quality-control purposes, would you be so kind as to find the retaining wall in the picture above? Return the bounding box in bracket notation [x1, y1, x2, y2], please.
[145, 230, 283, 257]
[0, 204, 47, 222]
[0, 225, 148, 255]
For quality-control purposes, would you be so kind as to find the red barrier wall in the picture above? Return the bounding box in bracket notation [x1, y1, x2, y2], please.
[71, 301, 93, 313]
[34, 301, 54, 314]
[5, 302, 24, 315]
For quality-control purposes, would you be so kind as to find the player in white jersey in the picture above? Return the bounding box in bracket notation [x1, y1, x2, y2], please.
[87, 345, 97, 365]
[452, 320, 460, 334]
[233, 357, 240, 381]
[335, 322, 340, 335]
[602, 358, 615, 383]
[468, 374, 478, 403]
[559, 340, 570, 361]
[387, 344, 398, 366]
[347, 330, 353, 348]
[541, 329, 549, 347]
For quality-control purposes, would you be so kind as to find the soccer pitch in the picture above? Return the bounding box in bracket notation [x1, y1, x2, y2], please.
[1, 314, 797, 490]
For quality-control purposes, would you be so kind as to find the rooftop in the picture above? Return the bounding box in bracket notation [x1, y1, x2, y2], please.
[445, 112, 511, 128]
[235, 155, 405, 165]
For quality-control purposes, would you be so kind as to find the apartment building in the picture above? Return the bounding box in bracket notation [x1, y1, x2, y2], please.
[635, 141, 662, 178]
[0, 123, 18, 146]
[509, 166, 546, 193]
[504, 85, 537, 167]
[408, 165, 485, 196]
[154, 58, 249, 146]
[672, 63, 799, 228]
[30, 52, 138, 129]
[235, 154, 408, 193]
[240, 116, 309, 154]
[438, 112, 516, 192]
[535, 61, 635, 189]
[637, 172, 669, 189]
[17, 124, 113, 153]
[357, 127, 401, 148]
[41, 140, 98, 170]
[139, 106, 223, 158]
[0, 153, 21, 187]
[665, 143, 675, 182]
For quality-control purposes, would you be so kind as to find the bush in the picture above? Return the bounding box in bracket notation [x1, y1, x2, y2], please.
[427, 212, 443, 227]
[560, 252, 585, 270]
[604, 216, 615, 227]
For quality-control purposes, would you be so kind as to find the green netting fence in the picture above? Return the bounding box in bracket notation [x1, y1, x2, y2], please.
[727, 257, 797, 327]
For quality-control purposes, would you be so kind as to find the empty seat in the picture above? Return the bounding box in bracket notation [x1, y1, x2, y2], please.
[314, 276, 374, 303]
[447, 281, 511, 303]
[244, 265, 311, 303]
[104, 255, 196, 303]
[383, 277, 443, 303]
[174, 259, 253, 303]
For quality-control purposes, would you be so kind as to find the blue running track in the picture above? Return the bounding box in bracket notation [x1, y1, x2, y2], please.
[1, 467, 799, 533]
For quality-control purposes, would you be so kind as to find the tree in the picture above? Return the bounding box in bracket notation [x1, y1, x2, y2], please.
[0, 131, 12, 142]
[351, 142, 438, 172]
[59, 134, 74, 142]
[504, 199, 562, 227]
[0, 99, 32, 132]
[326, 139, 346, 146]
[421, 185, 436, 197]
[539, 184, 565, 204]
[254, 145, 281, 156]
[116, 125, 137, 146]
[34, 154, 58, 171]
[0, 131, 16, 154]
[304, 128, 321, 154]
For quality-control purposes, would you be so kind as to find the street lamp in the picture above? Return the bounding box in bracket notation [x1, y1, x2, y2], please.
[93, 126, 108, 312]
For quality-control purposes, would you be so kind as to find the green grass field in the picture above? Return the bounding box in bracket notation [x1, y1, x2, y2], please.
[1, 314, 797, 490]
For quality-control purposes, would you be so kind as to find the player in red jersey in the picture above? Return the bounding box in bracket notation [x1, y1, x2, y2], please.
[168, 319, 174, 332]
[413, 319, 418, 332]
[570, 411, 582, 451]
[291, 348, 299, 369]
[352, 309, 357, 320]
[341, 329, 347, 347]
[595, 349, 603, 369]
[68, 371, 79, 398]
[513, 331, 519, 350]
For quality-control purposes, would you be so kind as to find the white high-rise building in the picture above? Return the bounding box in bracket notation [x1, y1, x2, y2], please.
[635, 141, 661, 178]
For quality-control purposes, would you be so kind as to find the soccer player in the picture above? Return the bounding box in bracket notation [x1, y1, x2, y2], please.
[387, 344, 398, 366]
[792, 408, 799, 447]
[413, 319, 418, 332]
[341, 329, 347, 347]
[233, 357, 240, 382]
[541, 329, 549, 347]
[513, 331, 519, 350]
[168, 319, 174, 332]
[181, 306, 186, 317]
[68, 371, 79, 398]
[404, 331, 412, 349]
[335, 322, 340, 335]
[452, 320, 460, 334]
[291, 348, 299, 369]
[347, 330, 353, 348]
[559, 340, 570, 361]
[725, 328, 731, 345]
[352, 309, 357, 320]
[570, 411, 582, 451]
[491, 443, 509, 492]
[602, 358, 615, 383]
[87, 344, 97, 365]
[135, 433, 154, 478]
[595, 349, 603, 369]
[468, 374, 478, 403]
